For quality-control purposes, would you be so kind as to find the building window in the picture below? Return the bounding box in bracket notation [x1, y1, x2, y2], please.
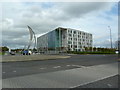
[69, 34, 72, 37]
[68, 45, 70, 48]
[69, 38, 71, 40]
[79, 42, 81, 45]
[74, 31, 76, 34]
[73, 42, 75, 44]
[68, 41, 72, 44]
[74, 38, 77, 41]
[74, 45, 77, 48]
[63, 35, 66, 39]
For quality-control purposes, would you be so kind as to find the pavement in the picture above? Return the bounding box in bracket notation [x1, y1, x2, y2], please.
[1, 54, 119, 88]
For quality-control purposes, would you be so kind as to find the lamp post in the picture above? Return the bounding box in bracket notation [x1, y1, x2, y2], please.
[108, 26, 113, 48]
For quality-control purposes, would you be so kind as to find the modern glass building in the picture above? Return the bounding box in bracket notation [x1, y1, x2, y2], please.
[37, 27, 93, 52]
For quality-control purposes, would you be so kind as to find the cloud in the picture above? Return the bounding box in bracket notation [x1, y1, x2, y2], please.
[1, 2, 118, 48]
[60, 2, 110, 17]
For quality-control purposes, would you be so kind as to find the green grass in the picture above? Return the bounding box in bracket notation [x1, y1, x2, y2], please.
[67, 51, 116, 54]
[0, 52, 5, 55]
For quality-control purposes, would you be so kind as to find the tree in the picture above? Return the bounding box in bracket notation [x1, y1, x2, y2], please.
[89, 47, 92, 52]
[2, 46, 9, 52]
[93, 47, 96, 52]
[84, 47, 88, 52]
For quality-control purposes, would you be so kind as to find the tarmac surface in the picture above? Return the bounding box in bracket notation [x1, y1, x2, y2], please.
[74, 75, 119, 88]
[1, 54, 119, 88]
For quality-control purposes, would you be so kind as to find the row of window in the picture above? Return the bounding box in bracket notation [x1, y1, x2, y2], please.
[68, 33, 92, 39]
[68, 45, 92, 49]
[68, 41, 92, 45]
[68, 30, 92, 36]
[68, 38, 92, 42]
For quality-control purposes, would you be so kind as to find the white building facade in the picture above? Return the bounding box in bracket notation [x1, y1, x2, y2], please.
[37, 27, 93, 52]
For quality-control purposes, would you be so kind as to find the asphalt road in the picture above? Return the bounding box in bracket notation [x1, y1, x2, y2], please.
[2, 54, 118, 88]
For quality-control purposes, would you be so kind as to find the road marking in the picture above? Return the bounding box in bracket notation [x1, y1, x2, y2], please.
[80, 66, 87, 68]
[70, 74, 117, 88]
[39, 68, 46, 69]
[71, 65, 81, 67]
[2, 72, 6, 73]
[13, 71, 16, 72]
[107, 84, 112, 87]
[53, 66, 61, 68]
[66, 65, 71, 67]
[71, 65, 86, 68]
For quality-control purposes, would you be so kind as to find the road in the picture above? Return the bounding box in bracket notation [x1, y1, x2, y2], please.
[2, 54, 119, 88]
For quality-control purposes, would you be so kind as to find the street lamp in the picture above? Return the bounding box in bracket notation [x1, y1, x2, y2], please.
[108, 26, 113, 48]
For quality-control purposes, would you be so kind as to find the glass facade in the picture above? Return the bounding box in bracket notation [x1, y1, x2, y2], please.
[48, 30, 56, 48]
[37, 27, 92, 52]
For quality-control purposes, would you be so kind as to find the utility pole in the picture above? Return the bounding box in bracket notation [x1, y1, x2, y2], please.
[108, 26, 113, 48]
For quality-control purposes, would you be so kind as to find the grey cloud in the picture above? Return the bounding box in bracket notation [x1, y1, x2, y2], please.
[2, 38, 29, 48]
[2, 2, 113, 48]
[54, 2, 110, 19]
[2, 31, 30, 49]
[2, 30, 28, 39]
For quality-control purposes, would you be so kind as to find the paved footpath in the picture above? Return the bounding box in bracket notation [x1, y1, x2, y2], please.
[1, 54, 70, 63]
[2, 62, 118, 88]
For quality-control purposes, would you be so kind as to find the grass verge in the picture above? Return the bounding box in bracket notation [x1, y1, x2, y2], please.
[0, 52, 5, 55]
[67, 51, 116, 54]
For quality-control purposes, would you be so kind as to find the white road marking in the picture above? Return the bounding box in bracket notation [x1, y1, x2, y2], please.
[71, 65, 86, 68]
[70, 74, 117, 88]
[13, 71, 16, 72]
[80, 66, 87, 68]
[72, 65, 81, 67]
[39, 68, 46, 69]
[53, 66, 61, 68]
[2, 72, 6, 73]
[107, 84, 112, 87]
[66, 65, 71, 67]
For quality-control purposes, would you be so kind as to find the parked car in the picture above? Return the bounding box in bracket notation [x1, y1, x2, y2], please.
[23, 50, 32, 55]
[115, 50, 119, 54]
[10, 51, 15, 55]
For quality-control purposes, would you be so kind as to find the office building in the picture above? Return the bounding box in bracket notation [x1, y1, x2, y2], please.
[37, 27, 93, 52]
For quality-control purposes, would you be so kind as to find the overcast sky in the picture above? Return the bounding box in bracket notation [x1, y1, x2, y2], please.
[1, 2, 118, 49]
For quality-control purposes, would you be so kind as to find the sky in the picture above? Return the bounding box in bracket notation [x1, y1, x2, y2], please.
[0, 2, 118, 49]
